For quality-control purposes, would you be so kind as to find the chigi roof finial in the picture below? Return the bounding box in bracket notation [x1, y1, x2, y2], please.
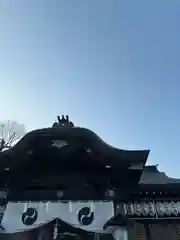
[52, 115, 74, 128]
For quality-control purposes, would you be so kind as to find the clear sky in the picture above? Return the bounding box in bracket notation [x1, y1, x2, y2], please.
[0, 1, 179, 177]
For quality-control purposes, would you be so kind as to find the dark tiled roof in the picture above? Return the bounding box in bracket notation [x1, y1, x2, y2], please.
[139, 165, 180, 184]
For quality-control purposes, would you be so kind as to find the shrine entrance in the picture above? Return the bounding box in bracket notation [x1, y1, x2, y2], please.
[57, 232, 93, 240]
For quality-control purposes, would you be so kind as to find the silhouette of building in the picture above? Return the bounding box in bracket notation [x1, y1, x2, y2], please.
[0, 116, 179, 240]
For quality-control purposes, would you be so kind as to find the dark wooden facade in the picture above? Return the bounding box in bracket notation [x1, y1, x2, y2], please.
[0, 116, 179, 239]
[125, 165, 180, 240]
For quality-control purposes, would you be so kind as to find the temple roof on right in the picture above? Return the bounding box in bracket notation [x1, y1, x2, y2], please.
[139, 165, 180, 184]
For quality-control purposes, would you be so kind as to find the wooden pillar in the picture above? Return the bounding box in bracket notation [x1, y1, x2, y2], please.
[144, 224, 151, 240]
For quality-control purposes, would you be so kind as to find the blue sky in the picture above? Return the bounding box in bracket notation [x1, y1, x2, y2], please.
[0, 0, 180, 177]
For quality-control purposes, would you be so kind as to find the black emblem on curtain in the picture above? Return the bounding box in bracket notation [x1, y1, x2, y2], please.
[78, 207, 94, 226]
[22, 207, 38, 226]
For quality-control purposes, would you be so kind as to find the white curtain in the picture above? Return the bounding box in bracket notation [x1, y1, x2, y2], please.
[1, 201, 114, 234]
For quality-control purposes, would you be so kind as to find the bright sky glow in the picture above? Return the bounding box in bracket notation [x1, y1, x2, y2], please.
[0, 1, 180, 177]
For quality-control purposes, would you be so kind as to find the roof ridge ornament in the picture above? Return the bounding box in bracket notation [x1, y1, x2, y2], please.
[52, 115, 74, 128]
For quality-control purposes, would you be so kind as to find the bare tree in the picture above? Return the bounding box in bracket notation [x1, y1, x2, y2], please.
[0, 120, 26, 152]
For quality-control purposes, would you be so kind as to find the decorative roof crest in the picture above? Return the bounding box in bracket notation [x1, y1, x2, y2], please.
[52, 115, 74, 128]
